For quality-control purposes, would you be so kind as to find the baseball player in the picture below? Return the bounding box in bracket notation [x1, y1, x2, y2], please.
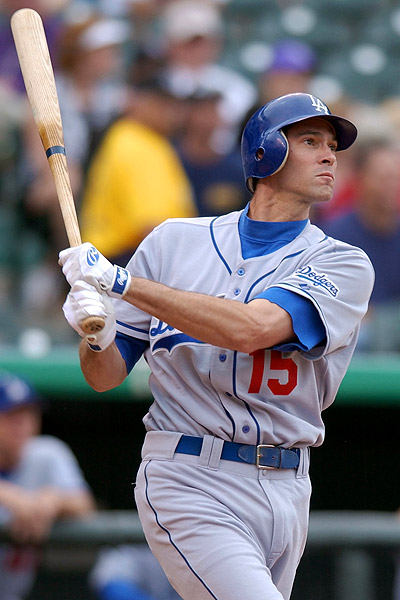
[59, 93, 374, 600]
[0, 371, 95, 600]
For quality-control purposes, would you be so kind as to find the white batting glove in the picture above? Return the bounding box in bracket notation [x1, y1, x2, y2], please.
[63, 280, 116, 351]
[59, 243, 131, 298]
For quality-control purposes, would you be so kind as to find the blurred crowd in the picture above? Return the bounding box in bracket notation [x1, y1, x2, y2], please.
[1, 0, 400, 353]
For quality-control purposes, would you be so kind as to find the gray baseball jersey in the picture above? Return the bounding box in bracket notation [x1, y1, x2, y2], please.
[116, 211, 373, 448]
[115, 210, 374, 600]
[0, 435, 90, 600]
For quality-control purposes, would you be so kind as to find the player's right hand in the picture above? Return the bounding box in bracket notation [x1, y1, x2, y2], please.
[62, 280, 116, 351]
[59, 242, 131, 298]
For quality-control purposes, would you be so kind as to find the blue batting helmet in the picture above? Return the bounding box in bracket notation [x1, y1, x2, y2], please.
[241, 93, 358, 193]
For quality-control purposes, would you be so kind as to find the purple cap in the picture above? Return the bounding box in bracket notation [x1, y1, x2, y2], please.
[269, 39, 316, 73]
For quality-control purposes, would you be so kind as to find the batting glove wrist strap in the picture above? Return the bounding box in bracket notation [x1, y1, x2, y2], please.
[59, 243, 131, 298]
[104, 265, 131, 298]
[62, 281, 116, 351]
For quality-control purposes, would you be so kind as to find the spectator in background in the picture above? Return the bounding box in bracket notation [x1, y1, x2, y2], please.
[24, 12, 131, 226]
[89, 543, 182, 600]
[258, 38, 317, 104]
[323, 138, 400, 352]
[238, 38, 317, 155]
[175, 85, 250, 216]
[313, 103, 396, 226]
[56, 13, 130, 176]
[239, 38, 317, 136]
[159, 0, 257, 152]
[80, 72, 196, 267]
[0, 370, 95, 600]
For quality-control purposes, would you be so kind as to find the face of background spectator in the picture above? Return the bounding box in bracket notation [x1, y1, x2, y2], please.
[75, 44, 125, 81]
[125, 85, 188, 138]
[0, 405, 41, 468]
[259, 39, 316, 103]
[166, 34, 222, 69]
[358, 147, 400, 213]
[161, 0, 223, 68]
[57, 16, 130, 81]
[185, 94, 222, 138]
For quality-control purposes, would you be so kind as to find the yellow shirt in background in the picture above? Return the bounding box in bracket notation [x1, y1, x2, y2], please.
[81, 119, 196, 261]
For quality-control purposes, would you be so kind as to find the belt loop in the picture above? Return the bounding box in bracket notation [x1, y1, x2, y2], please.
[198, 435, 214, 467]
[208, 437, 224, 470]
[296, 447, 310, 477]
[142, 431, 182, 460]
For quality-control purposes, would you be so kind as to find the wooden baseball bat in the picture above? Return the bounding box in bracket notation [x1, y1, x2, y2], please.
[11, 8, 104, 335]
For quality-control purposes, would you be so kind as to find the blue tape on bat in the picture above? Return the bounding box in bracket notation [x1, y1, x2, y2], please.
[46, 145, 66, 158]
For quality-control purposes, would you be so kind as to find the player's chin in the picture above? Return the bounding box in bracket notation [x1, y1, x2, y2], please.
[313, 184, 334, 204]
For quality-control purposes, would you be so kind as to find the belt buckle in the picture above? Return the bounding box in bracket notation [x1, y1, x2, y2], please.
[256, 444, 278, 470]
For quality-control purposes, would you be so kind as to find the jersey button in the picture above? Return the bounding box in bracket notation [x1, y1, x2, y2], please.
[242, 425, 250, 433]
[225, 392, 232, 397]
[219, 353, 227, 362]
[237, 268, 245, 276]
[234, 288, 241, 296]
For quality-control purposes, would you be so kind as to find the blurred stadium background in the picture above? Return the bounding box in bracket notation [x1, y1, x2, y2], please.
[222, 0, 400, 103]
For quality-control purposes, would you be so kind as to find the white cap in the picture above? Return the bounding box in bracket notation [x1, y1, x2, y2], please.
[79, 19, 131, 51]
[162, 0, 222, 42]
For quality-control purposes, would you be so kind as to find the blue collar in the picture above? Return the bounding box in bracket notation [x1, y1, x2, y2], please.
[239, 203, 308, 259]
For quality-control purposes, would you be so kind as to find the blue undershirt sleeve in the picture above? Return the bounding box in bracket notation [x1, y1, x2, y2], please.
[115, 332, 149, 374]
[253, 287, 326, 352]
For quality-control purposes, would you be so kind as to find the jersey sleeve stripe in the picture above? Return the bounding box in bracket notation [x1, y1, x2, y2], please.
[116, 320, 148, 334]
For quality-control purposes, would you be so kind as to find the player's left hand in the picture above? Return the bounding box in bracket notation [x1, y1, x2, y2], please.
[63, 280, 116, 351]
[59, 242, 131, 298]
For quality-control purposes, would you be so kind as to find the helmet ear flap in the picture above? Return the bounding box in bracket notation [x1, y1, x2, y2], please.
[261, 129, 289, 175]
[246, 130, 289, 192]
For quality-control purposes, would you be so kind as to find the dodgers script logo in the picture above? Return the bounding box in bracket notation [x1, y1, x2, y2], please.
[87, 246, 99, 266]
[295, 265, 339, 297]
[150, 320, 204, 354]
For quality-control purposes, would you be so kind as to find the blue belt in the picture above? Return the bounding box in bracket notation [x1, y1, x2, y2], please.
[175, 435, 300, 470]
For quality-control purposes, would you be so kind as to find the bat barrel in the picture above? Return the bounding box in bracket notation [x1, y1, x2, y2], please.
[11, 8, 105, 335]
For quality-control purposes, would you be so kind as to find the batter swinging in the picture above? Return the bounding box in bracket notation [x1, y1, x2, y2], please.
[59, 93, 374, 600]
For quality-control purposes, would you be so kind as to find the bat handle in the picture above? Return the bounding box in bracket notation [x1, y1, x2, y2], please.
[45, 152, 106, 336]
[81, 315, 106, 335]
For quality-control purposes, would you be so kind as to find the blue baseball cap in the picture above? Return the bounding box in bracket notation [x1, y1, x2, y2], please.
[0, 372, 42, 413]
[268, 39, 316, 73]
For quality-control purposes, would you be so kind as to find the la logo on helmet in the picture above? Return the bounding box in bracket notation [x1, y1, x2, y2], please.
[309, 95, 329, 114]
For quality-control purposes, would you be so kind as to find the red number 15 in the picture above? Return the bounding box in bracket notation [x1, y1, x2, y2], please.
[248, 349, 297, 395]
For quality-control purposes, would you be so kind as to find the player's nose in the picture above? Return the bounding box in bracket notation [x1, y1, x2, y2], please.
[320, 144, 337, 165]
